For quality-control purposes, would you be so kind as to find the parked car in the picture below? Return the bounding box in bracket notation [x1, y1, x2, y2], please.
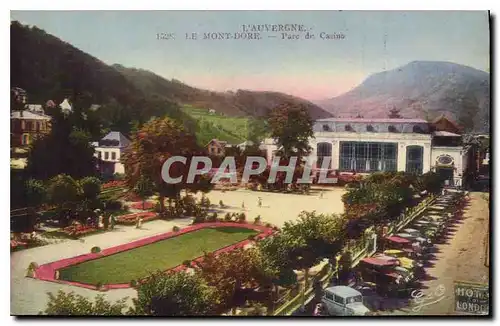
[372, 253, 416, 283]
[402, 228, 432, 245]
[395, 233, 432, 249]
[381, 249, 425, 277]
[321, 286, 370, 316]
[358, 257, 407, 296]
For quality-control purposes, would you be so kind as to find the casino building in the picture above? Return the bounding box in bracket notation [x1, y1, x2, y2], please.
[260, 116, 475, 188]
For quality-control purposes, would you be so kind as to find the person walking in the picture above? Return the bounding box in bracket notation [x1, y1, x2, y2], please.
[258, 197, 262, 208]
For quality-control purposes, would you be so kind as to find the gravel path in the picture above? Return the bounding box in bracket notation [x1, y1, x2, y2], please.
[11, 218, 192, 315]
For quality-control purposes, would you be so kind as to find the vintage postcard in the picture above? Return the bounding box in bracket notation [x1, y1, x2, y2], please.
[10, 10, 491, 317]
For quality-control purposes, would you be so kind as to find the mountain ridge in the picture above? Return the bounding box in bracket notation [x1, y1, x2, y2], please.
[318, 60, 490, 132]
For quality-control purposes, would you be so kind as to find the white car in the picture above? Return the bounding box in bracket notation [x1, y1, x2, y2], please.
[321, 286, 370, 316]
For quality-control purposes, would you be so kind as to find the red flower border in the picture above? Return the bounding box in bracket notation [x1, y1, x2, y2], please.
[32, 222, 274, 291]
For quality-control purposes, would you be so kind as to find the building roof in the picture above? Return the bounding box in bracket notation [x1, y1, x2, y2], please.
[324, 286, 361, 297]
[11, 110, 51, 120]
[316, 117, 428, 124]
[26, 104, 44, 113]
[206, 139, 228, 147]
[432, 131, 461, 137]
[99, 131, 131, 148]
[60, 98, 72, 112]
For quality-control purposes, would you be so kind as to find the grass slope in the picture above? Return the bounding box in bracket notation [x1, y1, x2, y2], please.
[58, 226, 257, 285]
[182, 105, 251, 145]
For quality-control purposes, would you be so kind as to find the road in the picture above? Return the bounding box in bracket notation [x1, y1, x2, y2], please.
[391, 192, 490, 316]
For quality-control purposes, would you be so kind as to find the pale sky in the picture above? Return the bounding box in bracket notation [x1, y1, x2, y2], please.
[11, 11, 490, 101]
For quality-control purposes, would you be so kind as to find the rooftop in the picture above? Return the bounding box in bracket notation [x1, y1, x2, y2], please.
[98, 131, 131, 148]
[11, 110, 51, 120]
[432, 131, 461, 137]
[324, 285, 361, 297]
[316, 117, 429, 124]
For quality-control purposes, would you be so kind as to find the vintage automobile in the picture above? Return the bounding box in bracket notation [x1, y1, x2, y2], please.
[382, 249, 425, 276]
[412, 220, 444, 239]
[372, 253, 416, 283]
[321, 286, 370, 316]
[402, 228, 432, 245]
[358, 257, 407, 296]
[395, 233, 432, 250]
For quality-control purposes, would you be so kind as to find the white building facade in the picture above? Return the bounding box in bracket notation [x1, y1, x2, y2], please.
[92, 131, 131, 176]
[260, 118, 472, 187]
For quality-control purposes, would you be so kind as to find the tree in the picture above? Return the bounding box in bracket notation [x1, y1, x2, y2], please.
[388, 106, 402, 118]
[46, 174, 79, 225]
[24, 178, 46, 208]
[268, 102, 314, 158]
[122, 117, 213, 213]
[133, 175, 155, 210]
[247, 118, 269, 144]
[41, 290, 128, 316]
[130, 271, 220, 316]
[26, 108, 97, 180]
[196, 247, 277, 312]
[78, 176, 102, 201]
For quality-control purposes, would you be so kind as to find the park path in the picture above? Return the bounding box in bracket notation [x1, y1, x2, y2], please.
[11, 218, 192, 315]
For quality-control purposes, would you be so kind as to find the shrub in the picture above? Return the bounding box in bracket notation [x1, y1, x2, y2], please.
[207, 212, 217, 223]
[219, 200, 225, 208]
[40, 290, 128, 315]
[193, 215, 206, 224]
[254, 215, 262, 225]
[102, 199, 122, 211]
[217, 218, 224, 223]
[28, 262, 39, 270]
[91, 246, 101, 254]
[129, 271, 219, 316]
[130, 280, 138, 288]
[123, 204, 129, 211]
[172, 226, 180, 232]
[96, 282, 103, 290]
[265, 222, 272, 228]
[238, 213, 246, 223]
[224, 213, 232, 221]
[182, 260, 192, 267]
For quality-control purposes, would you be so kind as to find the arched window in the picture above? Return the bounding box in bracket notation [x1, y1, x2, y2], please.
[322, 124, 331, 131]
[366, 125, 375, 132]
[345, 124, 353, 132]
[406, 146, 423, 174]
[317, 142, 332, 169]
[388, 125, 398, 133]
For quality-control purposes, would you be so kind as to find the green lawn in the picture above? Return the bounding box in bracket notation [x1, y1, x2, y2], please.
[58, 226, 257, 285]
[181, 105, 251, 145]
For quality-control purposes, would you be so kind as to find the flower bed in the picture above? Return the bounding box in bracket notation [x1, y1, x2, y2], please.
[115, 212, 158, 225]
[122, 192, 142, 202]
[102, 180, 126, 189]
[130, 201, 155, 211]
[62, 225, 100, 237]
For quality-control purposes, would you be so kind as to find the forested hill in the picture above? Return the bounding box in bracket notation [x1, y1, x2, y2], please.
[11, 21, 331, 137]
[113, 65, 332, 119]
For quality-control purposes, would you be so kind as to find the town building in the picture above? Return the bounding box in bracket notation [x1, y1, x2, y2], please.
[59, 98, 72, 114]
[11, 109, 51, 147]
[260, 117, 475, 188]
[92, 131, 131, 176]
[207, 139, 230, 156]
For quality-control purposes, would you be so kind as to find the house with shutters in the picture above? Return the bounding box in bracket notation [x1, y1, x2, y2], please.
[92, 131, 131, 176]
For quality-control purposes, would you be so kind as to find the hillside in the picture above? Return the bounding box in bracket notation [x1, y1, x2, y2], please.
[11, 21, 331, 138]
[114, 65, 332, 119]
[318, 61, 490, 132]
